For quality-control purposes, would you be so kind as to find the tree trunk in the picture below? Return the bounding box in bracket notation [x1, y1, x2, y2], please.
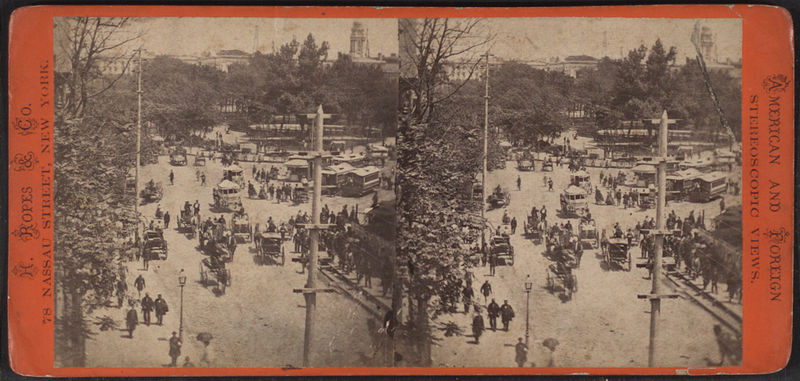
[416, 297, 432, 366]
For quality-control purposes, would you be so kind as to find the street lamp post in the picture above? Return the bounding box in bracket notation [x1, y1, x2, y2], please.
[178, 269, 187, 340]
[524, 275, 533, 347]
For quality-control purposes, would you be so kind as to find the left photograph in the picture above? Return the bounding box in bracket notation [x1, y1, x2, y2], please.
[53, 17, 398, 368]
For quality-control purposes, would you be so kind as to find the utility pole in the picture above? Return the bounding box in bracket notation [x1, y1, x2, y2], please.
[135, 49, 142, 251]
[294, 105, 333, 367]
[639, 110, 678, 366]
[481, 51, 490, 250]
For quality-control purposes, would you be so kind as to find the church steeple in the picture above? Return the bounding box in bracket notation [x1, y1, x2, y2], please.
[350, 21, 367, 58]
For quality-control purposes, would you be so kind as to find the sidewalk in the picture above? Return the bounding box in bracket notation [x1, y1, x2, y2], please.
[672, 271, 743, 321]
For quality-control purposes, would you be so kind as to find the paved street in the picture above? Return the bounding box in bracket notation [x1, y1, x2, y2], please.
[85, 137, 392, 368]
[430, 153, 742, 368]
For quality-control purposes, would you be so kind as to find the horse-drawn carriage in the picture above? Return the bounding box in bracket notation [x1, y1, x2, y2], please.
[546, 257, 578, 300]
[517, 159, 535, 171]
[177, 209, 198, 238]
[231, 212, 253, 243]
[559, 185, 589, 218]
[142, 229, 168, 261]
[578, 219, 599, 249]
[541, 158, 554, 172]
[487, 186, 510, 210]
[490, 235, 514, 266]
[254, 232, 285, 265]
[140, 180, 163, 203]
[602, 236, 632, 271]
[194, 155, 206, 166]
[524, 212, 546, 245]
[213, 180, 244, 213]
[199, 252, 232, 293]
[169, 147, 188, 166]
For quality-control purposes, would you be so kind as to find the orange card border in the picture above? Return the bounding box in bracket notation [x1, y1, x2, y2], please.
[7, 4, 794, 376]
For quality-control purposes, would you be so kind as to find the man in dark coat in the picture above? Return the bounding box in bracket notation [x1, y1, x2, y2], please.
[134, 274, 145, 297]
[480, 280, 492, 304]
[463, 284, 474, 314]
[126, 304, 138, 338]
[164, 211, 171, 229]
[510, 217, 517, 235]
[141, 293, 154, 326]
[169, 331, 182, 366]
[515, 337, 528, 367]
[154, 294, 169, 325]
[472, 310, 485, 344]
[500, 300, 515, 331]
[487, 299, 500, 331]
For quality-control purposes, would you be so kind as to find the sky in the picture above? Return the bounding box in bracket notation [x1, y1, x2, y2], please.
[131, 18, 398, 58]
[483, 18, 741, 63]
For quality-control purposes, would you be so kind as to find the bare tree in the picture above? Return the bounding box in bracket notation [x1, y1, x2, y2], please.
[55, 17, 141, 118]
[399, 18, 492, 123]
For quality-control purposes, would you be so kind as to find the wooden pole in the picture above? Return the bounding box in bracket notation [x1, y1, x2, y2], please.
[648, 110, 669, 366]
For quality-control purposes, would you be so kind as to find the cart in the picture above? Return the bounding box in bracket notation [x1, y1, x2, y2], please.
[523, 213, 546, 245]
[490, 235, 514, 266]
[546, 261, 578, 300]
[140, 180, 163, 204]
[487, 186, 510, 210]
[177, 209, 197, 238]
[194, 155, 206, 166]
[213, 180, 244, 213]
[603, 237, 632, 271]
[255, 232, 285, 266]
[578, 219, 599, 249]
[517, 159, 534, 171]
[231, 212, 253, 243]
[142, 230, 167, 261]
[559, 185, 589, 218]
[199, 255, 232, 293]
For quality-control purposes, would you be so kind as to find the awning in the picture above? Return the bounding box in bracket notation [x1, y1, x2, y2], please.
[223, 164, 243, 172]
[564, 185, 587, 196]
[285, 159, 309, 168]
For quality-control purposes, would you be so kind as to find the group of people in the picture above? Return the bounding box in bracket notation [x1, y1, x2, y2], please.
[468, 280, 517, 344]
[247, 180, 304, 204]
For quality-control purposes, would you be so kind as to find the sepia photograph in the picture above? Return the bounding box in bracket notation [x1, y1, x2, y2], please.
[397, 18, 742, 368]
[53, 17, 398, 368]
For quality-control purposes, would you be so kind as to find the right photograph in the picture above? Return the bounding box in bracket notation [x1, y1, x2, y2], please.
[396, 18, 742, 368]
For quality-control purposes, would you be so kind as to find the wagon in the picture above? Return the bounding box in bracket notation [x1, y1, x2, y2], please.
[541, 160, 554, 172]
[517, 159, 534, 171]
[256, 232, 285, 265]
[524, 214, 546, 245]
[546, 262, 578, 300]
[213, 180, 244, 213]
[490, 235, 514, 266]
[199, 256, 231, 293]
[578, 219, 599, 249]
[140, 180, 163, 203]
[487, 186, 510, 210]
[142, 230, 167, 261]
[559, 185, 589, 218]
[194, 156, 206, 166]
[603, 237, 632, 271]
[178, 211, 197, 238]
[230, 212, 253, 243]
[170, 148, 188, 166]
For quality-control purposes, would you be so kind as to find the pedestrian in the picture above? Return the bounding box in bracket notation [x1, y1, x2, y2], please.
[169, 170, 174, 186]
[548, 178, 553, 191]
[141, 293, 154, 326]
[169, 331, 182, 366]
[463, 284, 474, 314]
[125, 302, 138, 338]
[155, 294, 169, 325]
[720, 197, 726, 212]
[489, 253, 496, 276]
[196, 170, 200, 182]
[517, 175, 521, 191]
[164, 211, 171, 229]
[472, 310, 485, 344]
[480, 280, 492, 304]
[201, 173, 206, 186]
[500, 300, 515, 331]
[143, 249, 150, 270]
[134, 274, 145, 297]
[487, 299, 500, 331]
[116, 277, 127, 308]
[515, 338, 528, 367]
[510, 217, 517, 235]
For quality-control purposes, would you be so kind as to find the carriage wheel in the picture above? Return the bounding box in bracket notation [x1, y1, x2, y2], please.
[626, 251, 632, 272]
[225, 269, 232, 286]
